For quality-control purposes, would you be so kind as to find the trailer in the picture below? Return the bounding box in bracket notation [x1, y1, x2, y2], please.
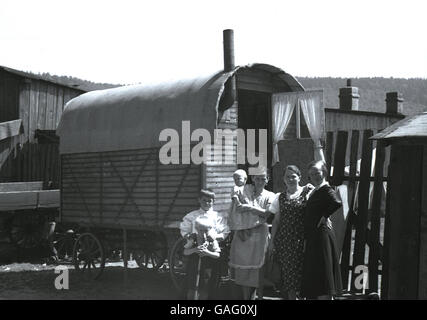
[0, 181, 59, 249]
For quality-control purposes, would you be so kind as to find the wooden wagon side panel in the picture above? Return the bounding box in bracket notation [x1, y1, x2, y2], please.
[204, 164, 237, 216]
[205, 99, 239, 216]
[61, 148, 201, 229]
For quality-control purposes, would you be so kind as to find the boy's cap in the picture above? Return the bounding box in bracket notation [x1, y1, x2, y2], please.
[199, 189, 215, 200]
[233, 169, 247, 178]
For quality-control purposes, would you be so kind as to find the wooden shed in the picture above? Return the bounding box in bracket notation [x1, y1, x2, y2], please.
[371, 112, 427, 299]
[0, 66, 85, 186]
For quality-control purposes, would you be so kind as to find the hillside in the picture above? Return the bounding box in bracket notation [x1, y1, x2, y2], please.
[296, 77, 427, 116]
[38, 72, 122, 91]
[30, 71, 427, 116]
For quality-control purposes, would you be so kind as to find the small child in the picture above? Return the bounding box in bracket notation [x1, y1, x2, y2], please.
[228, 169, 260, 233]
[179, 189, 229, 300]
[231, 169, 250, 206]
[183, 216, 221, 257]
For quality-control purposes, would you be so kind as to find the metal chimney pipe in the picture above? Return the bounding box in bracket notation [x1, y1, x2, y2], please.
[219, 29, 237, 113]
[223, 29, 235, 72]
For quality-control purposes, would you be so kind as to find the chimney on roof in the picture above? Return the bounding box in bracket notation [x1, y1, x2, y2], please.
[339, 79, 360, 111]
[223, 29, 235, 72]
[386, 92, 404, 114]
[219, 29, 237, 113]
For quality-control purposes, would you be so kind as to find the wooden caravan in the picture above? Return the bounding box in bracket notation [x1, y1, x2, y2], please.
[56, 63, 308, 226]
[56, 63, 312, 276]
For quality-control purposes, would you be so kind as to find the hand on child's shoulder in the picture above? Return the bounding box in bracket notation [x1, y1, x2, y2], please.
[305, 183, 315, 191]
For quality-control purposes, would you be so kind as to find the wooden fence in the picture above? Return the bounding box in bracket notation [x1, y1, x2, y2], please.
[326, 129, 389, 294]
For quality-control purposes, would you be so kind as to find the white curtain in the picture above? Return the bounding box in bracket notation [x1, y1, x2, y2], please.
[271, 94, 296, 165]
[299, 93, 325, 161]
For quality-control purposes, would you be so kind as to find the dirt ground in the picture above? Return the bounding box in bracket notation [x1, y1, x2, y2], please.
[0, 240, 244, 300]
[0, 239, 180, 300]
[0, 264, 180, 300]
[0, 238, 281, 300]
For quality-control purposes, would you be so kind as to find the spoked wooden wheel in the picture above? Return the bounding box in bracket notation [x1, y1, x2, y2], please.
[168, 237, 188, 292]
[8, 212, 45, 249]
[73, 233, 105, 280]
[134, 232, 168, 271]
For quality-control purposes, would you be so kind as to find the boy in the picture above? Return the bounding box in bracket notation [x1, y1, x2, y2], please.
[179, 189, 229, 299]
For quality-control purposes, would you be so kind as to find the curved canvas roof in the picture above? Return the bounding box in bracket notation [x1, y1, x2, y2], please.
[56, 63, 304, 154]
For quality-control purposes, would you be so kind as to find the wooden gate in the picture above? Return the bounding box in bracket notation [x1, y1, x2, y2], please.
[326, 129, 389, 294]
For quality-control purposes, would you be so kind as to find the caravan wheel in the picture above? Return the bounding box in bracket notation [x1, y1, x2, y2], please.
[72, 233, 105, 280]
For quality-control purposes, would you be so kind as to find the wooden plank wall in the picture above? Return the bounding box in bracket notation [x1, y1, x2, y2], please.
[418, 144, 427, 299]
[381, 144, 423, 299]
[325, 109, 404, 133]
[0, 69, 83, 186]
[61, 148, 202, 229]
[204, 99, 238, 216]
[0, 71, 20, 122]
[236, 68, 291, 93]
[326, 129, 389, 294]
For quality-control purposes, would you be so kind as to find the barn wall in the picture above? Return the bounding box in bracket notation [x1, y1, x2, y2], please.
[0, 70, 83, 186]
[0, 70, 20, 122]
[20, 79, 83, 142]
[61, 148, 202, 230]
[325, 109, 403, 132]
[418, 144, 427, 299]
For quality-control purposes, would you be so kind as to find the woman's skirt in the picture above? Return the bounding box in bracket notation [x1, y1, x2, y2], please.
[229, 224, 269, 288]
[301, 225, 343, 298]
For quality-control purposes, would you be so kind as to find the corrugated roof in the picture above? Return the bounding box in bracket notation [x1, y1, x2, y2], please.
[371, 111, 427, 140]
[56, 63, 304, 154]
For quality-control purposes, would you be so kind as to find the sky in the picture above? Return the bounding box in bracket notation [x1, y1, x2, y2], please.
[1, 0, 426, 85]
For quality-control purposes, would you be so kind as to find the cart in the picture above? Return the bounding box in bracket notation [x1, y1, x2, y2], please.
[0, 181, 59, 250]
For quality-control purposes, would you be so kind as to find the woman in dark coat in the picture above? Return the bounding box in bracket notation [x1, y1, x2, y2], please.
[301, 160, 343, 300]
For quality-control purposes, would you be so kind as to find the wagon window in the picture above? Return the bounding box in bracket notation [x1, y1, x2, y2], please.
[299, 108, 311, 139]
[282, 105, 311, 139]
[283, 110, 297, 139]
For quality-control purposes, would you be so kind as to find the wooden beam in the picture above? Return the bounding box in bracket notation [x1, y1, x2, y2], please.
[0, 119, 23, 141]
[331, 131, 348, 186]
[0, 181, 43, 192]
[352, 130, 373, 291]
[0, 189, 59, 211]
[368, 141, 386, 292]
[340, 130, 359, 289]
